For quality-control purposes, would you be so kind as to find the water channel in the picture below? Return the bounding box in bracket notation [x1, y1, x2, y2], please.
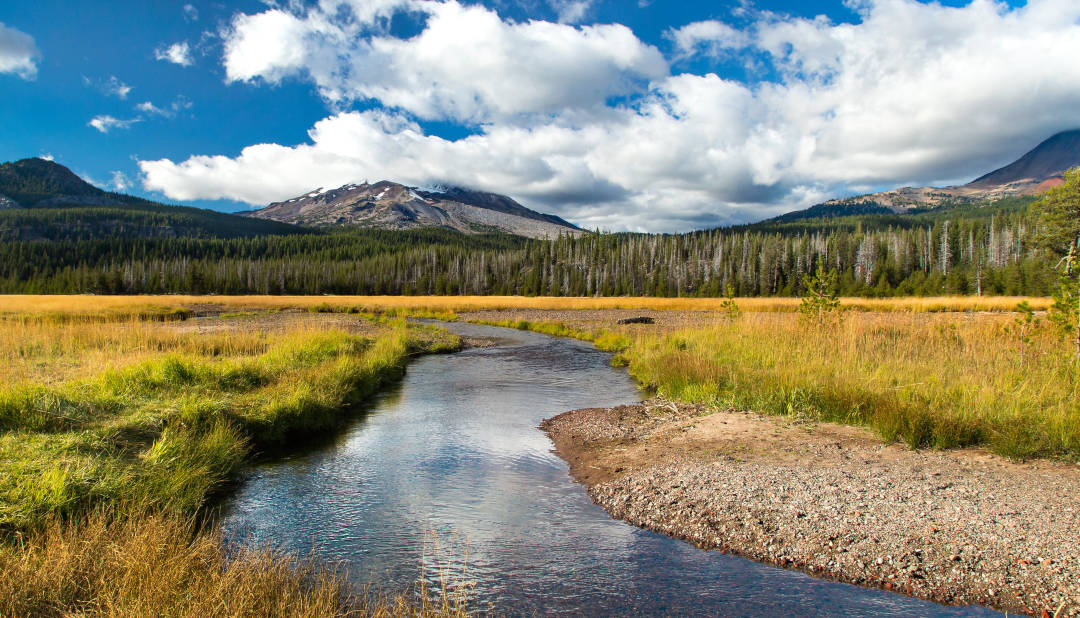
[219, 321, 997, 616]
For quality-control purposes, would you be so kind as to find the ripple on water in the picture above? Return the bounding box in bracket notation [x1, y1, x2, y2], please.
[219, 322, 1000, 617]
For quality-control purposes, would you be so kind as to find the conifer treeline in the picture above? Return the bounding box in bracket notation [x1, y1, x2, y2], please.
[0, 202, 1053, 297]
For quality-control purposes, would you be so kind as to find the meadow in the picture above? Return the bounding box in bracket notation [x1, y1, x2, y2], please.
[614, 312, 1079, 459]
[2, 293, 1075, 615]
[0, 293, 1054, 317]
[0, 307, 461, 616]
[459, 301, 1079, 460]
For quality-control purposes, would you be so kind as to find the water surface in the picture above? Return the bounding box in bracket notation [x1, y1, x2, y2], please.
[220, 322, 997, 616]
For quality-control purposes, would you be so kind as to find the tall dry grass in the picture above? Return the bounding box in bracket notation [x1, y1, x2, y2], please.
[479, 311, 1080, 460]
[0, 510, 466, 617]
[624, 312, 1080, 458]
[0, 311, 466, 616]
[0, 294, 1054, 317]
[1, 318, 277, 385]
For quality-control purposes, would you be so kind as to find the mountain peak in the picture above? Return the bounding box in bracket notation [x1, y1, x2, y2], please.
[0, 157, 106, 206]
[773, 128, 1080, 222]
[248, 181, 580, 238]
[967, 129, 1080, 188]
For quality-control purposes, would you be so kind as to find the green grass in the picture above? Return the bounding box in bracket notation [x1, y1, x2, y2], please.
[0, 321, 460, 530]
[471, 313, 1080, 461]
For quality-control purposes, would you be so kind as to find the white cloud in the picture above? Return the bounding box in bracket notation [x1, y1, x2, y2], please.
[108, 76, 132, 98]
[667, 20, 750, 58]
[135, 101, 167, 116]
[222, 10, 312, 84]
[110, 171, 133, 192]
[183, 4, 199, 22]
[136, 98, 193, 118]
[0, 22, 39, 79]
[149, 0, 1080, 231]
[87, 75, 133, 98]
[88, 115, 140, 133]
[39, 153, 54, 161]
[222, 0, 667, 122]
[156, 41, 194, 66]
[549, 0, 593, 24]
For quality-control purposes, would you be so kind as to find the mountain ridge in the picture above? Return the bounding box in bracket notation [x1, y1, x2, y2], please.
[0, 157, 302, 240]
[775, 129, 1080, 222]
[246, 180, 581, 239]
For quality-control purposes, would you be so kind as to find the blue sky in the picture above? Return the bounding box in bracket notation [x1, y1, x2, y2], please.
[1, 0, 1076, 231]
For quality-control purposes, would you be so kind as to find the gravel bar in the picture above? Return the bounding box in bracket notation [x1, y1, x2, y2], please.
[540, 401, 1080, 617]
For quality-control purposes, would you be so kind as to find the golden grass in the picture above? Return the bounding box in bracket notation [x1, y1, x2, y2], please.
[0, 312, 466, 616]
[0, 510, 467, 617]
[0, 317, 462, 529]
[478, 310, 1080, 460]
[0, 313, 396, 386]
[0, 294, 1054, 317]
[1, 319, 272, 385]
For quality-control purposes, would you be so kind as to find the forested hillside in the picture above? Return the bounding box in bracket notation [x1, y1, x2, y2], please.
[1, 197, 1053, 296]
[0, 158, 302, 240]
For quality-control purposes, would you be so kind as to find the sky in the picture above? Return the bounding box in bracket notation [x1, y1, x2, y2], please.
[2, 0, 1079, 232]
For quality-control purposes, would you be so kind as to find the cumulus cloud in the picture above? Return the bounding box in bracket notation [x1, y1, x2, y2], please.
[155, 41, 194, 66]
[183, 4, 198, 22]
[88, 115, 140, 133]
[667, 20, 751, 58]
[147, 0, 1080, 231]
[0, 22, 39, 79]
[222, 0, 667, 122]
[223, 10, 310, 83]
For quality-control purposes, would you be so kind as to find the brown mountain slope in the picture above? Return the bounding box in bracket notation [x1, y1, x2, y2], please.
[799, 129, 1080, 218]
[245, 180, 580, 239]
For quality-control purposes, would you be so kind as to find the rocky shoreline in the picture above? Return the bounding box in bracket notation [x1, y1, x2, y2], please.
[540, 401, 1079, 617]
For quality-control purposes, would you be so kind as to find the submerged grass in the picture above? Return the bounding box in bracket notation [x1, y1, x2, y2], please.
[473, 312, 1080, 461]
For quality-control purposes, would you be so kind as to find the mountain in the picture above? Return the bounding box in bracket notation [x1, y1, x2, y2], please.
[245, 180, 581, 239]
[967, 129, 1080, 190]
[0, 157, 120, 207]
[776, 129, 1080, 222]
[0, 158, 300, 240]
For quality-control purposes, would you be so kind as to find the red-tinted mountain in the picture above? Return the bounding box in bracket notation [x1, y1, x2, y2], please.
[776, 129, 1080, 221]
[968, 129, 1080, 190]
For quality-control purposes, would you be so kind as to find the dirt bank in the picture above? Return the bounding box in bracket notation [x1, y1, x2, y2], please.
[541, 401, 1079, 617]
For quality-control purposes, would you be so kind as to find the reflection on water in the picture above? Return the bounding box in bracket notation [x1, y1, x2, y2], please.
[219, 322, 998, 617]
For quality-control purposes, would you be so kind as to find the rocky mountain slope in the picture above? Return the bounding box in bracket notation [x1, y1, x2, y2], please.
[245, 180, 580, 239]
[777, 129, 1080, 221]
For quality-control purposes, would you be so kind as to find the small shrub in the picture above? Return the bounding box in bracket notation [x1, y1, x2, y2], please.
[798, 265, 842, 326]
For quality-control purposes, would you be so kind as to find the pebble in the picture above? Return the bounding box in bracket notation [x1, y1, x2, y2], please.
[542, 400, 1080, 617]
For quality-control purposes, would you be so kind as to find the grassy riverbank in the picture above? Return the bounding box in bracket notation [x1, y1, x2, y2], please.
[6, 292, 1072, 462]
[0, 309, 461, 615]
[469, 310, 1079, 461]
